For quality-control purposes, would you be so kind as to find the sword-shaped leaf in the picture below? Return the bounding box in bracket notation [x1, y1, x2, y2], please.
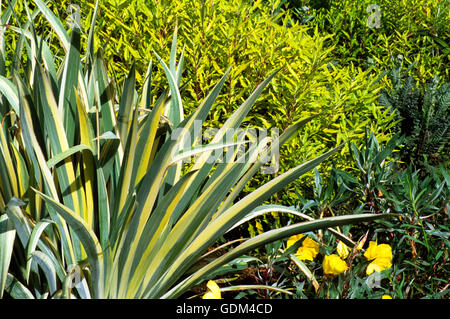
[0, 214, 16, 298]
[162, 213, 389, 298]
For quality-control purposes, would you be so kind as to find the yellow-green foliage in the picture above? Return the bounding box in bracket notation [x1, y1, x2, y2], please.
[3, 0, 396, 203]
[293, 0, 450, 84]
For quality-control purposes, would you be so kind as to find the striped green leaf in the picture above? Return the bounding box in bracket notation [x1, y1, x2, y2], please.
[4, 273, 34, 299]
[33, 188, 104, 299]
[163, 213, 390, 298]
[30, 251, 57, 295]
[0, 214, 16, 298]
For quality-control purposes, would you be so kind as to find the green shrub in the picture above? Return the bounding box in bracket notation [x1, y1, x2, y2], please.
[378, 61, 450, 167]
[0, 0, 389, 299]
[1, 0, 397, 207]
[285, 0, 450, 83]
[229, 133, 449, 299]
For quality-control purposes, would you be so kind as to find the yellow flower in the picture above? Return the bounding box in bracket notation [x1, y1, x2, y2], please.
[303, 236, 320, 250]
[202, 280, 221, 299]
[337, 241, 351, 259]
[364, 241, 392, 260]
[364, 241, 393, 275]
[294, 247, 317, 261]
[366, 257, 392, 275]
[286, 234, 320, 261]
[323, 254, 349, 275]
[382, 295, 393, 299]
[364, 241, 378, 260]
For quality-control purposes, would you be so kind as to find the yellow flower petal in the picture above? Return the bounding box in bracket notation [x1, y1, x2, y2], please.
[382, 295, 393, 299]
[337, 241, 350, 259]
[375, 244, 392, 260]
[287, 234, 320, 261]
[364, 241, 393, 275]
[366, 262, 382, 275]
[366, 257, 392, 275]
[364, 241, 379, 260]
[295, 247, 317, 261]
[375, 257, 392, 269]
[202, 280, 221, 299]
[323, 254, 348, 275]
[364, 241, 393, 261]
[302, 236, 320, 250]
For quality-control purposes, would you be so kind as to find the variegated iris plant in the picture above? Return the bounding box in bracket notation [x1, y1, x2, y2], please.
[0, 0, 388, 298]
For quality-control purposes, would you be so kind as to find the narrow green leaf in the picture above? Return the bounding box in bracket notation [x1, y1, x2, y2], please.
[176, 45, 185, 87]
[132, 89, 167, 186]
[290, 255, 319, 291]
[97, 167, 110, 250]
[58, 24, 81, 147]
[139, 59, 152, 109]
[168, 140, 248, 167]
[25, 219, 55, 282]
[0, 214, 16, 298]
[228, 204, 356, 247]
[163, 213, 390, 298]
[30, 251, 57, 295]
[114, 108, 139, 220]
[154, 51, 183, 127]
[153, 145, 343, 296]
[98, 131, 121, 167]
[220, 284, 295, 296]
[0, 76, 19, 114]
[33, 0, 69, 51]
[33, 188, 104, 298]
[117, 62, 136, 148]
[47, 144, 93, 169]
[86, 0, 100, 68]
[93, 50, 116, 134]
[5, 197, 30, 248]
[5, 273, 34, 299]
